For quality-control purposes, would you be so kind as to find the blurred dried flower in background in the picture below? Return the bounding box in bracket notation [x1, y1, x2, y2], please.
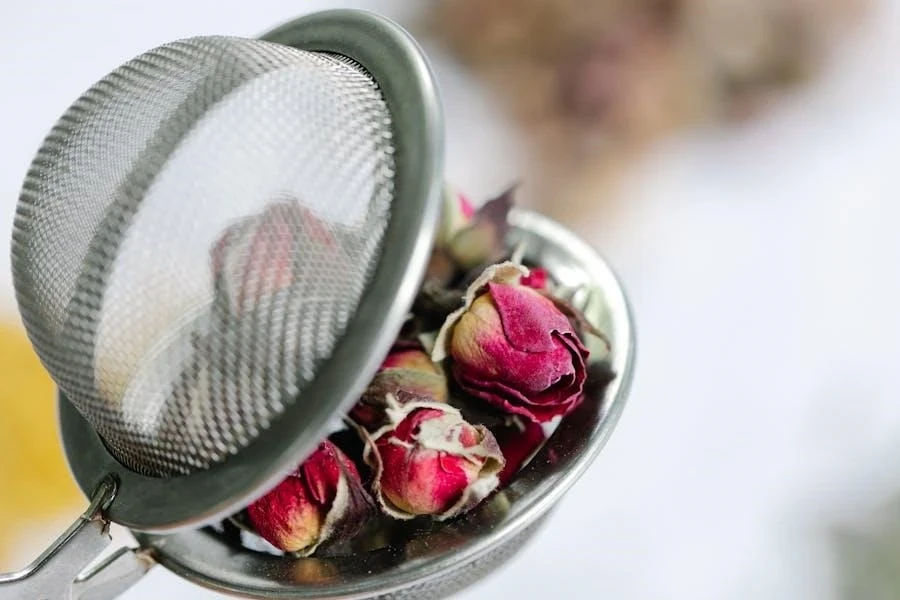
[420, 0, 866, 226]
[830, 493, 900, 600]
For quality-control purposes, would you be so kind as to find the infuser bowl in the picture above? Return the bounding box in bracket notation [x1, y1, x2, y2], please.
[131, 208, 636, 599]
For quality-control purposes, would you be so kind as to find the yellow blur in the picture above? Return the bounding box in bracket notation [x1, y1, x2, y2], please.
[0, 321, 81, 568]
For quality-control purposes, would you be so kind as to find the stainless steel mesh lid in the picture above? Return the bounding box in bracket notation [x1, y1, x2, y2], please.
[15, 35, 395, 477]
[13, 10, 443, 531]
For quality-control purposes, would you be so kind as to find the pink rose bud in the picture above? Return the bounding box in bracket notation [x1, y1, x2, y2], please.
[247, 440, 374, 555]
[211, 199, 337, 314]
[433, 263, 589, 423]
[364, 404, 505, 520]
[491, 417, 547, 487]
[445, 187, 513, 270]
[436, 184, 476, 248]
[351, 346, 449, 430]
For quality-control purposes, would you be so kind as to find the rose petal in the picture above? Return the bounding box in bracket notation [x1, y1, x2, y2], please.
[436, 424, 504, 520]
[454, 370, 580, 422]
[437, 184, 477, 247]
[453, 330, 587, 422]
[453, 298, 579, 394]
[492, 417, 547, 487]
[381, 348, 441, 373]
[447, 187, 514, 269]
[301, 441, 354, 505]
[488, 283, 575, 353]
[353, 370, 449, 431]
[448, 296, 506, 377]
[543, 291, 612, 351]
[368, 369, 448, 403]
[313, 455, 376, 554]
[459, 192, 475, 220]
[432, 262, 529, 363]
[520, 268, 550, 290]
[379, 443, 472, 516]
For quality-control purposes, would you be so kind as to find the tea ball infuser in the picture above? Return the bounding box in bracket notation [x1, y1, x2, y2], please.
[0, 9, 634, 600]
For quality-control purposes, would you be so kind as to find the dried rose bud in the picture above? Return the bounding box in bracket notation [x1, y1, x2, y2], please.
[351, 346, 449, 430]
[445, 187, 513, 271]
[424, 248, 459, 287]
[436, 184, 476, 248]
[491, 416, 547, 487]
[520, 267, 550, 291]
[433, 263, 589, 423]
[211, 199, 338, 314]
[247, 440, 374, 555]
[364, 403, 505, 520]
[381, 345, 439, 372]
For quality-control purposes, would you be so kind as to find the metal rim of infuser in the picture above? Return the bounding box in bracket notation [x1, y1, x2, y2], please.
[39, 9, 445, 532]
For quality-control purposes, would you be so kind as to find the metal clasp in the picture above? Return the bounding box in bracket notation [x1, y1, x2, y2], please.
[0, 476, 154, 600]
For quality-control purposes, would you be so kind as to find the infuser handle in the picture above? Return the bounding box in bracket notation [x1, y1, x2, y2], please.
[0, 477, 154, 600]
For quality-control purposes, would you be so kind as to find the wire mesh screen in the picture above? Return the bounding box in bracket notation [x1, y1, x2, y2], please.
[11, 36, 395, 476]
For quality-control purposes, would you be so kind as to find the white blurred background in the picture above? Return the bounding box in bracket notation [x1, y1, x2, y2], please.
[2, 1, 900, 598]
